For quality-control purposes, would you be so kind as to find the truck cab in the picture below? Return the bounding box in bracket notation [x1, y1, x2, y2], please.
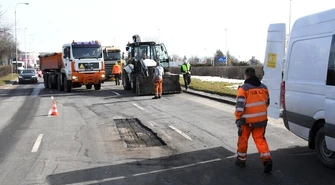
[61, 40, 105, 91]
[102, 46, 124, 80]
[262, 8, 335, 169]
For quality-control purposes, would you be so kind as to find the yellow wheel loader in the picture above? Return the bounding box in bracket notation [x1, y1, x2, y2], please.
[122, 35, 181, 95]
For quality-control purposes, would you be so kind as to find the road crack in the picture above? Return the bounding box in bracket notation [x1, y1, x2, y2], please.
[74, 125, 84, 156]
[51, 164, 59, 175]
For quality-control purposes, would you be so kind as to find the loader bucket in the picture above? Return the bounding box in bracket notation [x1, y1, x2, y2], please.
[136, 74, 182, 95]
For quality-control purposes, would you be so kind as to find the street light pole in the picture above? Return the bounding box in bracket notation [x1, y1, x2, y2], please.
[225, 28, 228, 66]
[289, 0, 292, 35]
[24, 28, 27, 69]
[15, 2, 29, 73]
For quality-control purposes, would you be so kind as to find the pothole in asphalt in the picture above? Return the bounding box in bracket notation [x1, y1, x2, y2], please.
[113, 118, 167, 148]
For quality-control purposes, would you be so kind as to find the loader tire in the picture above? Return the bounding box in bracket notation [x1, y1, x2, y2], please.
[122, 71, 131, 90]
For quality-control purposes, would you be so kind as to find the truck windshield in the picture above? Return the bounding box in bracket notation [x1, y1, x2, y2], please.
[72, 47, 102, 59]
[104, 50, 121, 61]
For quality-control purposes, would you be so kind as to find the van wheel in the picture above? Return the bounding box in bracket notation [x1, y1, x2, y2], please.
[315, 128, 335, 169]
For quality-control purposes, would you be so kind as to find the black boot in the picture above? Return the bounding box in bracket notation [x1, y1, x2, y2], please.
[235, 159, 246, 168]
[263, 160, 272, 173]
[152, 96, 159, 99]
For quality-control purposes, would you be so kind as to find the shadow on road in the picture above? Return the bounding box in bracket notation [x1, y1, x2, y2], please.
[46, 146, 335, 185]
[39, 82, 181, 100]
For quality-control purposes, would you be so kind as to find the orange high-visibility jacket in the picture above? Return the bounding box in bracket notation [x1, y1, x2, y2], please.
[112, 64, 121, 74]
[234, 76, 270, 128]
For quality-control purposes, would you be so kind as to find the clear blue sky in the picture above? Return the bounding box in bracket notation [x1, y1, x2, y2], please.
[1, 0, 335, 61]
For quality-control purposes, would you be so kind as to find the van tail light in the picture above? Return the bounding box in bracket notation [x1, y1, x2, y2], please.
[280, 81, 286, 110]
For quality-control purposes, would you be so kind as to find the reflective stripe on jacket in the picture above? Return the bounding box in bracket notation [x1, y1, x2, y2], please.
[234, 82, 269, 127]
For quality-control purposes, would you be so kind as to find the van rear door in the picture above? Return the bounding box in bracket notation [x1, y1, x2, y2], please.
[262, 23, 286, 119]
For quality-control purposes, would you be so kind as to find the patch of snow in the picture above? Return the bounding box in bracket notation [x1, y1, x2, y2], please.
[180, 75, 244, 84]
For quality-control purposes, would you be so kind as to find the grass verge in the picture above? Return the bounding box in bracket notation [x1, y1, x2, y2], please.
[180, 77, 241, 97]
[0, 73, 17, 86]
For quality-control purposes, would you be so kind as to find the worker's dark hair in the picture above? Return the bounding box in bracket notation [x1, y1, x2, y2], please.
[244, 67, 256, 78]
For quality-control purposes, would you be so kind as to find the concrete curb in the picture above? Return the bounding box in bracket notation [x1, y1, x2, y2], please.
[181, 87, 236, 106]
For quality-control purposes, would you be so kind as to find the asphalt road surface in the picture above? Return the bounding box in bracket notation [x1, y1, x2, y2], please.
[0, 79, 334, 185]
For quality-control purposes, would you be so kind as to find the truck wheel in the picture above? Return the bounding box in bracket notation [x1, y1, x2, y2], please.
[86, 85, 92, 89]
[48, 75, 53, 89]
[315, 127, 335, 169]
[44, 75, 49, 88]
[57, 75, 64, 91]
[64, 78, 71, 93]
[94, 83, 101, 90]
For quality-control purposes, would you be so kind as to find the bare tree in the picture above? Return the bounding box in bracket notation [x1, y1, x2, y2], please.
[0, 7, 16, 65]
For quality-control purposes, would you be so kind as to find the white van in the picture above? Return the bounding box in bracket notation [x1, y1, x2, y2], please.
[262, 8, 335, 169]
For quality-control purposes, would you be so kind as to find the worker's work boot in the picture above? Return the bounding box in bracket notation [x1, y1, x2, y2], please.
[263, 160, 273, 173]
[152, 96, 159, 99]
[158, 96, 161, 99]
[235, 159, 246, 168]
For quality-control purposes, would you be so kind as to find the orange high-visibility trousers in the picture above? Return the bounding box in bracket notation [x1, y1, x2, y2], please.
[154, 79, 163, 97]
[237, 126, 272, 163]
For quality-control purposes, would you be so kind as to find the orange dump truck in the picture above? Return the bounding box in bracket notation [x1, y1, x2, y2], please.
[39, 41, 106, 92]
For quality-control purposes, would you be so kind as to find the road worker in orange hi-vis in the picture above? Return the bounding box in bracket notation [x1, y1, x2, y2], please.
[234, 67, 273, 173]
[112, 62, 122, 85]
[152, 61, 164, 99]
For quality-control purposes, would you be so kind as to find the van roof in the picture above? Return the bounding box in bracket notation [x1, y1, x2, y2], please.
[291, 8, 335, 38]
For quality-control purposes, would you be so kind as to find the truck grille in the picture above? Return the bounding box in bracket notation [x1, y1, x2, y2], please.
[105, 64, 114, 76]
[78, 62, 99, 70]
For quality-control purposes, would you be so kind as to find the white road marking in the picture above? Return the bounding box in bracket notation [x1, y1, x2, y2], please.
[149, 121, 158, 127]
[225, 154, 237, 159]
[31, 134, 44, 153]
[47, 109, 52, 117]
[113, 91, 120, 96]
[133, 103, 143, 110]
[66, 158, 222, 185]
[169, 125, 192, 141]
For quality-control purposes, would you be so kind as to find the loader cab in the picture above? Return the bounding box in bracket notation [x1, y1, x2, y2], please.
[125, 42, 170, 68]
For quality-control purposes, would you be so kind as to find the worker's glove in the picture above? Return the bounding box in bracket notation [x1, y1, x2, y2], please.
[236, 119, 243, 136]
[188, 71, 191, 74]
[235, 119, 243, 128]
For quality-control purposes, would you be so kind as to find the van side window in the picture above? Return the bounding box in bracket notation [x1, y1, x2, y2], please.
[327, 35, 335, 86]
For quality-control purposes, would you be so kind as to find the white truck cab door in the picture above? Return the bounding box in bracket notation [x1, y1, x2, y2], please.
[262, 23, 286, 119]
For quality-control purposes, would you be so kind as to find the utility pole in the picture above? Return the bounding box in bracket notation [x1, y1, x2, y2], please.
[289, 0, 292, 35]
[225, 28, 228, 66]
[15, 2, 29, 73]
[24, 27, 27, 69]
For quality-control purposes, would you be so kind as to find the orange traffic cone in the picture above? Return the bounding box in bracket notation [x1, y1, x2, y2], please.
[50, 100, 59, 116]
